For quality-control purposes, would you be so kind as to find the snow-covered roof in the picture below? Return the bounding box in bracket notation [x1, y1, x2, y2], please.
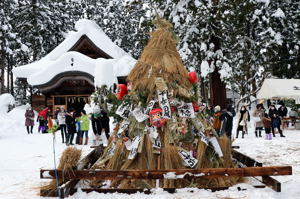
[12, 19, 136, 87]
[257, 79, 300, 100]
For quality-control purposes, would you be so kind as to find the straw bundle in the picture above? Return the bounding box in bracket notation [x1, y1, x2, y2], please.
[127, 19, 191, 100]
[40, 147, 81, 191]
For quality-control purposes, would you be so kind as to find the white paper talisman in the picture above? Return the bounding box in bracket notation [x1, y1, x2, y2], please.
[132, 108, 149, 122]
[107, 143, 116, 157]
[153, 137, 161, 149]
[117, 120, 130, 138]
[209, 137, 224, 157]
[192, 127, 208, 145]
[178, 149, 198, 168]
[147, 126, 158, 139]
[116, 102, 132, 119]
[128, 134, 142, 160]
[157, 90, 171, 119]
[177, 102, 195, 118]
[145, 100, 156, 114]
[124, 139, 132, 150]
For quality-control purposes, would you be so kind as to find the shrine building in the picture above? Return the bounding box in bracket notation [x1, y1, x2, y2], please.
[13, 19, 136, 116]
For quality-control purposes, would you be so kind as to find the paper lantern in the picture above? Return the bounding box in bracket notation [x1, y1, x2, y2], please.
[188, 72, 198, 84]
[115, 84, 128, 100]
[149, 108, 166, 127]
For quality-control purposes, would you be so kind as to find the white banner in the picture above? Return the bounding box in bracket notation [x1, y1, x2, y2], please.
[157, 90, 171, 119]
[128, 134, 142, 160]
[116, 102, 132, 119]
[209, 137, 224, 158]
[178, 149, 198, 168]
[177, 102, 195, 118]
[145, 100, 156, 114]
[117, 120, 130, 138]
[192, 127, 208, 145]
[132, 108, 149, 122]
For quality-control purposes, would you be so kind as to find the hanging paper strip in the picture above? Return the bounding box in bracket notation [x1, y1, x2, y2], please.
[117, 120, 130, 138]
[177, 102, 196, 118]
[145, 100, 155, 114]
[208, 137, 224, 158]
[192, 127, 208, 145]
[178, 149, 198, 168]
[116, 102, 132, 119]
[132, 107, 149, 122]
[128, 133, 142, 160]
[157, 90, 171, 119]
[107, 143, 116, 157]
[147, 125, 158, 139]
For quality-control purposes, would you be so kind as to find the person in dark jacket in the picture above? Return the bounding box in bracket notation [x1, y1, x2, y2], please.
[268, 104, 278, 137]
[100, 111, 110, 139]
[272, 113, 285, 137]
[220, 104, 236, 138]
[278, 104, 288, 118]
[25, 107, 35, 134]
[65, 109, 76, 145]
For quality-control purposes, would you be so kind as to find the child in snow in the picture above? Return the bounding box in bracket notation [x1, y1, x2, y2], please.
[78, 110, 90, 145]
[37, 107, 48, 133]
[262, 113, 272, 140]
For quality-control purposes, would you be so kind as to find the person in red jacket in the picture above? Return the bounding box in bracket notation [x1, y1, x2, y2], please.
[37, 107, 49, 133]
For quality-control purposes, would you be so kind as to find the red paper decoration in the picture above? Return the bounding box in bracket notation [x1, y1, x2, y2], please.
[149, 108, 167, 127]
[116, 84, 128, 100]
[188, 72, 198, 84]
[192, 102, 199, 112]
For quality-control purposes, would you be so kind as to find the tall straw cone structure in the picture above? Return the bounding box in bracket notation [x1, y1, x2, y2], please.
[127, 17, 192, 102]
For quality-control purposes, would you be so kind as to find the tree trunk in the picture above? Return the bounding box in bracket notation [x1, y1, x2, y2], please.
[210, 68, 226, 109]
[6, 56, 10, 93]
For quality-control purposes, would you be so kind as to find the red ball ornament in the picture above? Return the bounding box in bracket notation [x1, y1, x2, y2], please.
[149, 108, 167, 127]
[188, 72, 198, 84]
[116, 84, 128, 100]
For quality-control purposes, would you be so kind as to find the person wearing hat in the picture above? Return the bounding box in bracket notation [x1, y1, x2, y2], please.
[220, 104, 236, 138]
[212, 105, 224, 136]
[78, 110, 90, 145]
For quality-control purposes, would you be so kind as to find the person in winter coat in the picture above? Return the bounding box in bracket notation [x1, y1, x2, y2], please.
[65, 109, 76, 146]
[236, 105, 250, 139]
[57, 107, 67, 143]
[268, 104, 278, 137]
[220, 104, 236, 138]
[253, 104, 265, 137]
[212, 105, 224, 136]
[37, 107, 48, 133]
[272, 113, 285, 137]
[25, 107, 35, 134]
[91, 106, 102, 145]
[262, 113, 272, 140]
[100, 111, 110, 139]
[78, 110, 90, 145]
[278, 103, 288, 118]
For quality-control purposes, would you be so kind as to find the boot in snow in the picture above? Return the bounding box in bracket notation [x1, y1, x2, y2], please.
[84, 137, 89, 145]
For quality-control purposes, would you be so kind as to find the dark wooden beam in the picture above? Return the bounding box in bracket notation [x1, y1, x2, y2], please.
[41, 166, 292, 181]
[262, 176, 281, 192]
[232, 150, 263, 167]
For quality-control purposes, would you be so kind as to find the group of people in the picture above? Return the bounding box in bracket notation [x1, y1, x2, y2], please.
[211, 103, 289, 140]
[25, 106, 110, 146]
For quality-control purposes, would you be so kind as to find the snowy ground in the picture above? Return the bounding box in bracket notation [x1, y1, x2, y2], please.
[1, 106, 300, 199]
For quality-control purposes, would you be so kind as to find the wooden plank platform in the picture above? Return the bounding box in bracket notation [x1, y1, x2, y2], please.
[41, 166, 292, 181]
